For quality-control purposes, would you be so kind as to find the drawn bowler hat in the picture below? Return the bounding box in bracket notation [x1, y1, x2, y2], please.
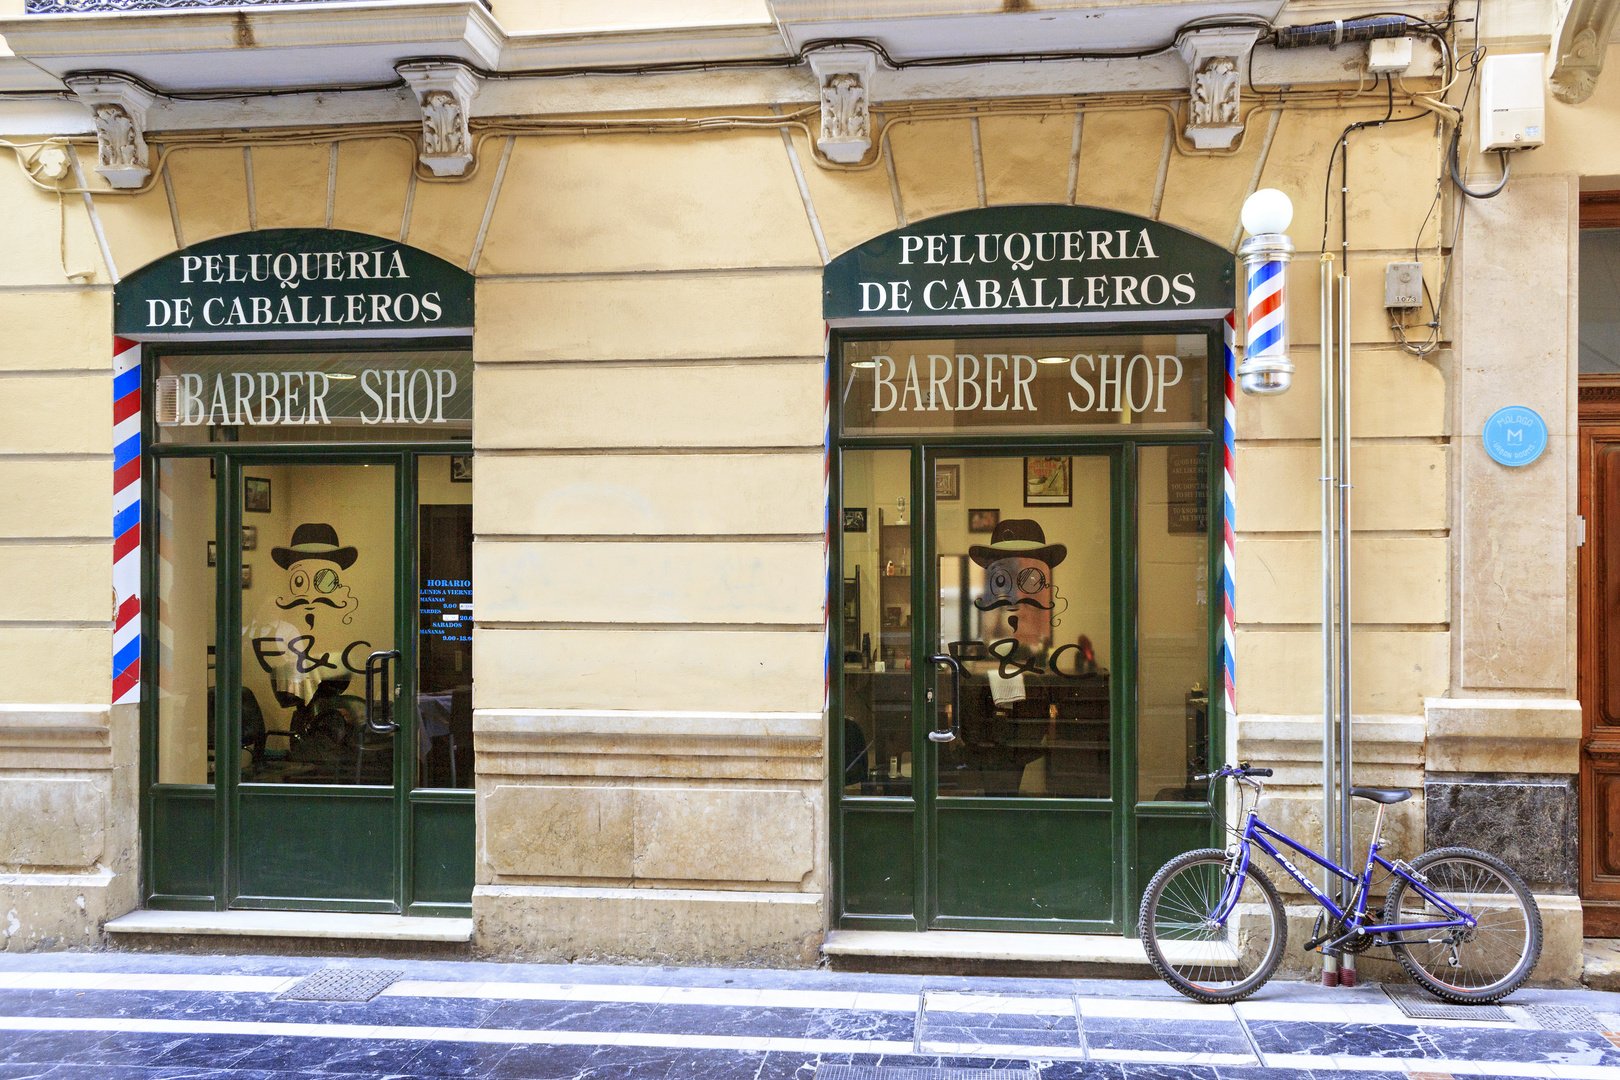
[968, 518, 1067, 568]
[272, 523, 358, 570]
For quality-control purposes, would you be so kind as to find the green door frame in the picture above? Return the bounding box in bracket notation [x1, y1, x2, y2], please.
[137, 340, 475, 916]
[829, 319, 1227, 934]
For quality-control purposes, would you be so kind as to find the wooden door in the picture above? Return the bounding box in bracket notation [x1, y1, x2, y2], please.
[1578, 386, 1620, 934]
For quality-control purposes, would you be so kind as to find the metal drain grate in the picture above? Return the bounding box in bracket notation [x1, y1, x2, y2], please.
[814, 1069, 1035, 1080]
[277, 966, 403, 1003]
[1384, 985, 1510, 1022]
[1522, 1005, 1606, 1031]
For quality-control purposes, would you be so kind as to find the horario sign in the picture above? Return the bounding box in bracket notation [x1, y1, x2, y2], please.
[114, 228, 474, 338]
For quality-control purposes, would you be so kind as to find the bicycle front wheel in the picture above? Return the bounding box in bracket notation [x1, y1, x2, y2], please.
[1382, 846, 1541, 1004]
[1139, 848, 1286, 1004]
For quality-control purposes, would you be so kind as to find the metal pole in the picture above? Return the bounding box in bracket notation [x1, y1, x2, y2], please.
[1336, 270, 1356, 985]
[1319, 255, 1339, 986]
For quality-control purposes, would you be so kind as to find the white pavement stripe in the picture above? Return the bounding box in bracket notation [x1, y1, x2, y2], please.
[922, 993, 1074, 1016]
[0, 972, 919, 1013]
[1236, 1000, 1521, 1028]
[1263, 1053, 1567, 1077]
[1078, 997, 1237, 1021]
[1087, 1049, 1258, 1064]
[919, 1041, 1087, 1059]
[0, 1016, 914, 1056]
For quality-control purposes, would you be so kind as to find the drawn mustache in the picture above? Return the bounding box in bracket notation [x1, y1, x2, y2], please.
[973, 596, 1055, 612]
[275, 596, 346, 610]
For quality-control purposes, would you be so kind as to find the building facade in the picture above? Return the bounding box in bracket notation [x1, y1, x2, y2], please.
[0, 0, 1613, 983]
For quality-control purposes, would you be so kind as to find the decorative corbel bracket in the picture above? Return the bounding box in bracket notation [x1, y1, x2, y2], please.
[808, 47, 877, 163]
[1550, 0, 1620, 104]
[65, 74, 155, 189]
[1176, 28, 1263, 151]
[397, 61, 480, 177]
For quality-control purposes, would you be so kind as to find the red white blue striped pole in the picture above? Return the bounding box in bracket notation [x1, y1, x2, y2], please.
[1236, 188, 1296, 396]
[113, 338, 142, 705]
[1222, 314, 1237, 723]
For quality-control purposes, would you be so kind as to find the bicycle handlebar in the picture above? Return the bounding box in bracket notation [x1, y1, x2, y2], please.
[1194, 763, 1273, 781]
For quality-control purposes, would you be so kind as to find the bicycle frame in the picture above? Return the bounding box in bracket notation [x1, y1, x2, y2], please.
[1213, 806, 1478, 941]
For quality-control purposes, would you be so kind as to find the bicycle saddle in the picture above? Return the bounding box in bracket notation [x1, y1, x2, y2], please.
[1349, 786, 1410, 804]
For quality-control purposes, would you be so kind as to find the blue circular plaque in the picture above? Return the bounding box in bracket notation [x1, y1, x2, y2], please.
[1482, 406, 1548, 467]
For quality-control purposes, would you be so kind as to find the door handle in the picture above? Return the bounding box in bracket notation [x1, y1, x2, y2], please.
[926, 654, 962, 743]
[364, 650, 402, 734]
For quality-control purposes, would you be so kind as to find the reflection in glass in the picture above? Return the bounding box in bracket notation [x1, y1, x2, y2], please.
[416, 454, 473, 789]
[934, 455, 1112, 798]
[1137, 445, 1212, 801]
[156, 458, 216, 784]
[240, 464, 395, 785]
[841, 449, 913, 796]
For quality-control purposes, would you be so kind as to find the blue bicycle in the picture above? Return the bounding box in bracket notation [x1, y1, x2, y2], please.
[1139, 763, 1541, 1004]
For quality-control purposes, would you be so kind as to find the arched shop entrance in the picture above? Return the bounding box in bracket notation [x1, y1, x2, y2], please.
[827, 205, 1236, 933]
[120, 229, 477, 915]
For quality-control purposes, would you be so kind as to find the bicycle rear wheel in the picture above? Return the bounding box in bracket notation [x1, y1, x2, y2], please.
[1138, 847, 1286, 1004]
[1382, 846, 1541, 1004]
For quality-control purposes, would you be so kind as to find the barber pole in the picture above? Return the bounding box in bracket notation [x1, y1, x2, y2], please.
[823, 322, 831, 715]
[112, 338, 141, 705]
[1235, 188, 1296, 396]
[1223, 313, 1237, 722]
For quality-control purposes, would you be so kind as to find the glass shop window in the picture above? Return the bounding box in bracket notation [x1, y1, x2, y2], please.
[155, 457, 216, 785]
[1136, 444, 1212, 801]
[1582, 228, 1620, 374]
[841, 449, 914, 796]
[416, 454, 473, 790]
[155, 351, 472, 444]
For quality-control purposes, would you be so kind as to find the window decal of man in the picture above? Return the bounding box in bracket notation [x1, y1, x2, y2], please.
[970, 519, 1065, 676]
[272, 523, 360, 629]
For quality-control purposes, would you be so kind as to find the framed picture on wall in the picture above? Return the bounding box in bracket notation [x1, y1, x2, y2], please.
[450, 455, 473, 482]
[1024, 456, 1072, 507]
[968, 508, 1000, 534]
[244, 476, 272, 513]
[207, 541, 217, 567]
[241, 565, 253, 589]
[241, 525, 257, 551]
[935, 463, 960, 501]
[842, 507, 867, 533]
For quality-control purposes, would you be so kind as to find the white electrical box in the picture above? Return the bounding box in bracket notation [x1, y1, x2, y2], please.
[1367, 37, 1414, 74]
[1479, 53, 1545, 150]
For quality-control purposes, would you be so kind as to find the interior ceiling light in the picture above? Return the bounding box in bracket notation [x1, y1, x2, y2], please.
[326, 372, 357, 380]
[1036, 356, 1068, 365]
[850, 361, 877, 369]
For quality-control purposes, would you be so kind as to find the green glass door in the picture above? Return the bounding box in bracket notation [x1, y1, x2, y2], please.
[923, 449, 1120, 930]
[230, 459, 406, 909]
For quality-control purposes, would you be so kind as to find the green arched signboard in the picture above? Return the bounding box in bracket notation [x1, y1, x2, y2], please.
[824, 204, 1234, 324]
[115, 228, 474, 337]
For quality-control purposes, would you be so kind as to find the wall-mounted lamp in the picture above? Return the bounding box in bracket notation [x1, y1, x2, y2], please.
[1236, 188, 1295, 395]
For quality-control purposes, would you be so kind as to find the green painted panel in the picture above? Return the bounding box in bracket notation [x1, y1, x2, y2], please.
[842, 808, 915, 917]
[1136, 812, 1214, 897]
[935, 805, 1111, 922]
[237, 789, 394, 901]
[411, 798, 474, 905]
[150, 792, 216, 899]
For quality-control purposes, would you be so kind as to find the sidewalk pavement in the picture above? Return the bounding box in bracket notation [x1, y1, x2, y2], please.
[0, 950, 1617, 1080]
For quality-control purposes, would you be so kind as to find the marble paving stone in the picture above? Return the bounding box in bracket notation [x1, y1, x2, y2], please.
[80, 1033, 270, 1069]
[235, 1036, 434, 1075]
[924, 1010, 1080, 1031]
[0, 1030, 111, 1065]
[397, 1039, 516, 1077]
[492, 1044, 770, 1080]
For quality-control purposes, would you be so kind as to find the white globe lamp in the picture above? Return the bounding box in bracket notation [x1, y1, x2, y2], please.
[1236, 189, 1296, 395]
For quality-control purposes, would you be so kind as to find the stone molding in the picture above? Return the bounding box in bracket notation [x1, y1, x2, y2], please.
[1175, 27, 1261, 151]
[397, 61, 479, 177]
[1550, 0, 1620, 103]
[473, 709, 823, 782]
[1235, 713, 1425, 788]
[63, 74, 154, 188]
[0, 705, 112, 773]
[807, 47, 876, 164]
[1423, 697, 1582, 774]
